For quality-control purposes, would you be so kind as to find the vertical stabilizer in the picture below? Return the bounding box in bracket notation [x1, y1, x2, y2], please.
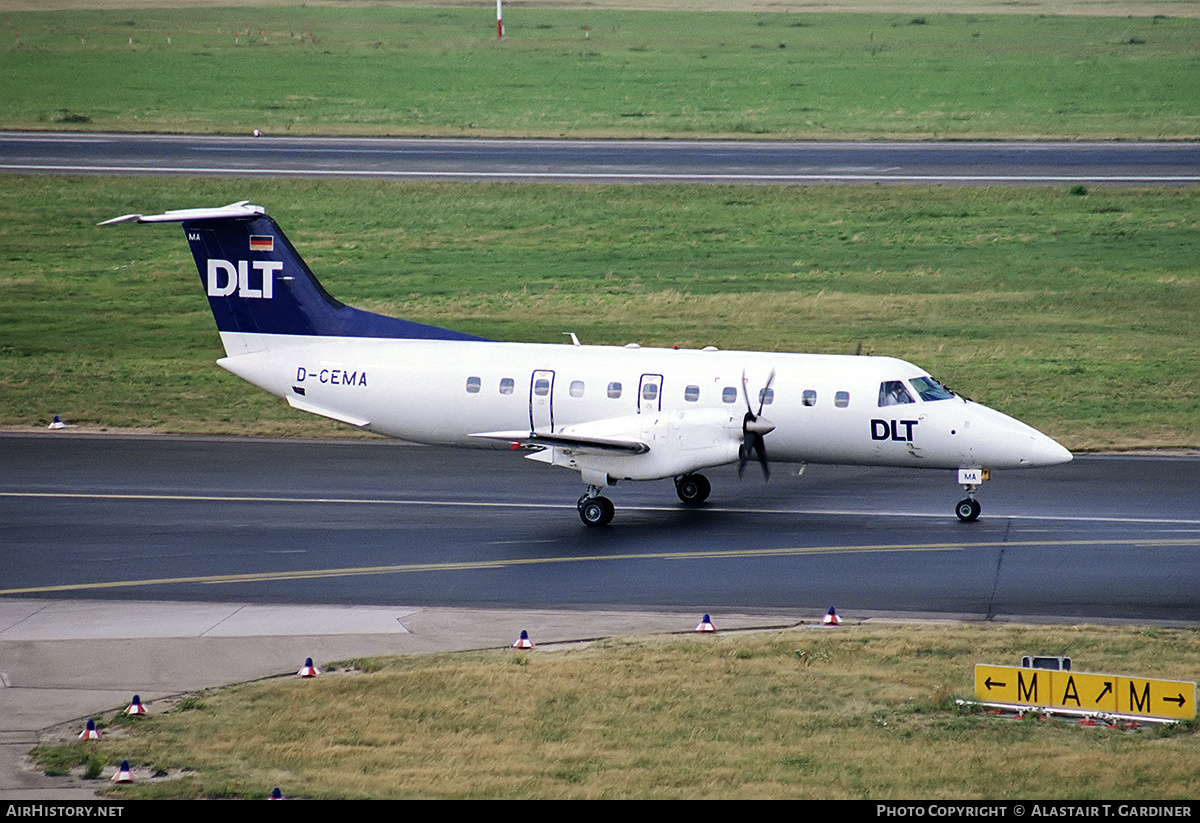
[102, 201, 487, 342]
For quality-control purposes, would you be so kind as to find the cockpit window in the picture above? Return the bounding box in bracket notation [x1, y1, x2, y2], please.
[911, 376, 956, 402]
[879, 380, 914, 407]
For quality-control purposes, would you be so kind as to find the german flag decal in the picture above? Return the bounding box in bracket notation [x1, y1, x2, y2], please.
[249, 235, 274, 252]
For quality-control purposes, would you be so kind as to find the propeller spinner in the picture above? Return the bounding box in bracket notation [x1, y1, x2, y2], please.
[738, 368, 776, 480]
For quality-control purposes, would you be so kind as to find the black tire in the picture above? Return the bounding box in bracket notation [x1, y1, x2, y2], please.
[675, 474, 711, 505]
[579, 496, 615, 527]
[955, 498, 981, 522]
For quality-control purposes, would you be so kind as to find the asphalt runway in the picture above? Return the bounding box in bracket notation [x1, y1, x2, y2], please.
[3, 432, 1197, 624]
[3, 132, 1199, 183]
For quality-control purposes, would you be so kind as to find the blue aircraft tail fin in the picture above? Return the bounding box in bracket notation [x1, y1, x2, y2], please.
[101, 201, 486, 341]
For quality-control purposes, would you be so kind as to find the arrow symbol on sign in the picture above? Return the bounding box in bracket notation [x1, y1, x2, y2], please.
[1163, 693, 1186, 708]
[1096, 682, 1113, 701]
[985, 677, 1006, 690]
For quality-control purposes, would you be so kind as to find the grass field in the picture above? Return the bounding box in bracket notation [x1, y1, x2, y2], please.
[32, 622, 1200, 799]
[2, 176, 1198, 450]
[1, 5, 1197, 139]
[2, 4, 1197, 448]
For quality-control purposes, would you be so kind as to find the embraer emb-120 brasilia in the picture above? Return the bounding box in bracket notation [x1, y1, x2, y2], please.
[103, 201, 1072, 527]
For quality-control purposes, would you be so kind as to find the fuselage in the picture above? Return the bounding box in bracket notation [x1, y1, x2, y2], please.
[218, 331, 1071, 479]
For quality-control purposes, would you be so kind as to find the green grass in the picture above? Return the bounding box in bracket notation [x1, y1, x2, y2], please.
[31, 623, 1200, 799]
[2, 7, 1198, 139]
[2, 175, 1198, 449]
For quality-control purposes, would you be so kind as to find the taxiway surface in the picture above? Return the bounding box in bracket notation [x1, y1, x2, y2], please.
[3, 132, 1199, 184]
[4, 432, 1197, 623]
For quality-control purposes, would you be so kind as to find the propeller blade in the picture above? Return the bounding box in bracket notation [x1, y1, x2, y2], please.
[753, 432, 770, 481]
[738, 367, 775, 482]
[756, 368, 776, 417]
[737, 431, 771, 481]
[740, 369, 754, 419]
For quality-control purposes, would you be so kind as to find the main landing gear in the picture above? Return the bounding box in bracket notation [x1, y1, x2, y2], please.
[674, 473, 711, 505]
[578, 473, 713, 526]
[578, 488, 615, 527]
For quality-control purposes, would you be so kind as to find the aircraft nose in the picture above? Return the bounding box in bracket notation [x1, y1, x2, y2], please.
[1021, 430, 1073, 467]
[964, 402, 1073, 468]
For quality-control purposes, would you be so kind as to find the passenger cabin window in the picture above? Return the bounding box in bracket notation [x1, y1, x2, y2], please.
[607, 382, 622, 399]
[499, 378, 514, 395]
[878, 380, 914, 407]
[802, 390, 817, 407]
[722, 387, 738, 404]
[534, 378, 551, 397]
[569, 380, 585, 398]
[759, 387, 775, 406]
[465, 376, 481, 394]
[684, 385, 700, 402]
[910, 376, 956, 402]
[835, 391, 850, 408]
[642, 383, 658, 402]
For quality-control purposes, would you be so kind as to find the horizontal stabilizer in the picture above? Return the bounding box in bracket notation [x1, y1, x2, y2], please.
[470, 430, 650, 454]
[99, 201, 266, 225]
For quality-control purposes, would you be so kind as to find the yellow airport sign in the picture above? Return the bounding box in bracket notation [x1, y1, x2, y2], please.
[975, 664, 1195, 721]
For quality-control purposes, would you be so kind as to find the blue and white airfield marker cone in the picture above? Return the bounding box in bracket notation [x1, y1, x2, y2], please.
[111, 760, 135, 783]
[821, 607, 842, 626]
[297, 657, 319, 678]
[268, 787, 285, 800]
[124, 694, 147, 716]
[48, 415, 66, 430]
[513, 630, 534, 649]
[695, 613, 715, 632]
[79, 718, 101, 740]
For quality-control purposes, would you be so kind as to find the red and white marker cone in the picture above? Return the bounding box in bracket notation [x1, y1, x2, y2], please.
[124, 694, 147, 716]
[297, 657, 319, 678]
[79, 718, 101, 740]
[513, 630, 534, 649]
[111, 760, 135, 783]
[695, 613, 715, 632]
[821, 607, 842, 626]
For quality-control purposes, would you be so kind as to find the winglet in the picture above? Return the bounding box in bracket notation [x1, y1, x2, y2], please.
[99, 201, 265, 226]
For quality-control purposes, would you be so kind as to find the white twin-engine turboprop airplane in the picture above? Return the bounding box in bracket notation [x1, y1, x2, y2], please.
[103, 201, 1072, 526]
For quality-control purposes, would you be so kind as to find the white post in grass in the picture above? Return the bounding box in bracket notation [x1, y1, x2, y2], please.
[497, 0, 504, 40]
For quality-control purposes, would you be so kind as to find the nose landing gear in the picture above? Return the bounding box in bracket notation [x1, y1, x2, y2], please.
[955, 468, 988, 522]
[955, 496, 982, 522]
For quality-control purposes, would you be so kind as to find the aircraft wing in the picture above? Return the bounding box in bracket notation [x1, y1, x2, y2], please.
[469, 430, 650, 454]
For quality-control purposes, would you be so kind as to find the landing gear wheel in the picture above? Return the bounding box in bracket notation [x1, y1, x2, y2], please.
[675, 473, 711, 505]
[578, 495, 615, 527]
[955, 498, 982, 522]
